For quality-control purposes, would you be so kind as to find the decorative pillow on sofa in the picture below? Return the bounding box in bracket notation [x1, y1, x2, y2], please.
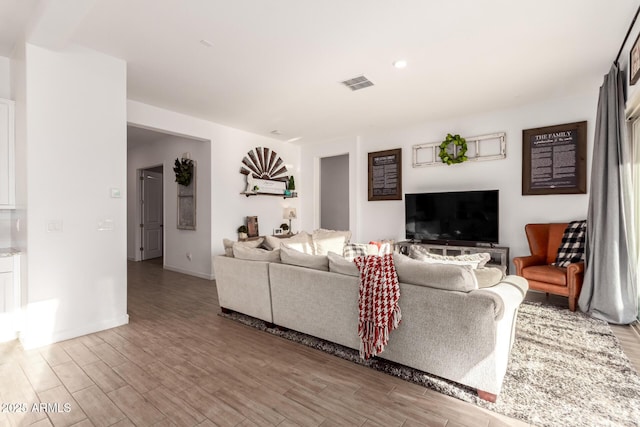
[281, 246, 329, 271]
[328, 252, 359, 276]
[264, 232, 314, 254]
[312, 229, 352, 255]
[343, 243, 379, 261]
[473, 267, 505, 288]
[223, 238, 264, 257]
[409, 245, 490, 269]
[394, 253, 478, 291]
[232, 246, 281, 262]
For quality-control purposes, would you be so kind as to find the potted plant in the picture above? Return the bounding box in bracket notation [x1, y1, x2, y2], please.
[288, 176, 296, 191]
[173, 158, 194, 185]
[280, 223, 290, 234]
[237, 225, 248, 240]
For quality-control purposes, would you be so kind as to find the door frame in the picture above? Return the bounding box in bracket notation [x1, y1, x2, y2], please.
[136, 164, 164, 262]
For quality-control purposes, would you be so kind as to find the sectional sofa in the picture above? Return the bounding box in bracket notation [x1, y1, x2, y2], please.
[213, 232, 528, 402]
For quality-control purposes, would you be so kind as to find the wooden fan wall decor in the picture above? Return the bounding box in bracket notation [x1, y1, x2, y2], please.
[240, 147, 288, 181]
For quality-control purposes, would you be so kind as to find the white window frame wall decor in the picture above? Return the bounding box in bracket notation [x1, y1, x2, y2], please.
[412, 132, 506, 168]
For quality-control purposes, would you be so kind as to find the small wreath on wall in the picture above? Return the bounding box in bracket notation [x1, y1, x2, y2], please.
[173, 158, 194, 186]
[439, 134, 468, 165]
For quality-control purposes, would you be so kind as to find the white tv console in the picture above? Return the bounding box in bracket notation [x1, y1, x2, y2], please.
[394, 241, 510, 274]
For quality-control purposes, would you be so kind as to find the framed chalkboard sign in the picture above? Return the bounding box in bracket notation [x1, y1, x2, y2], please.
[522, 121, 587, 195]
[368, 148, 402, 201]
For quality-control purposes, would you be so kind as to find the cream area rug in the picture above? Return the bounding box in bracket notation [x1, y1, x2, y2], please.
[221, 302, 640, 427]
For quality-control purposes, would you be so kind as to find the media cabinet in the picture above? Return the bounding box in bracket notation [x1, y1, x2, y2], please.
[394, 241, 510, 274]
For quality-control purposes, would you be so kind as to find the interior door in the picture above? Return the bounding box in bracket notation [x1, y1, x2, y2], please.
[142, 170, 163, 260]
[320, 154, 349, 231]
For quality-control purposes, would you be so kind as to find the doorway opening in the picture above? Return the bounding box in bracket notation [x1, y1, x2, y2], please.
[320, 154, 349, 231]
[139, 165, 164, 261]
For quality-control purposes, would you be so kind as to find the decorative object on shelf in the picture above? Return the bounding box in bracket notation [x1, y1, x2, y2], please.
[273, 228, 283, 236]
[173, 157, 194, 186]
[438, 134, 468, 165]
[413, 132, 506, 167]
[288, 175, 296, 191]
[280, 223, 289, 234]
[283, 208, 296, 233]
[177, 160, 196, 230]
[237, 225, 248, 240]
[247, 216, 259, 237]
[368, 148, 402, 201]
[522, 121, 587, 195]
[239, 147, 288, 181]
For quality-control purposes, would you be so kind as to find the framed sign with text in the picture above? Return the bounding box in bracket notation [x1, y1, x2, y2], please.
[631, 32, 640, 85]
[368, 148, 402, 201]
[522, 121, 587, 195]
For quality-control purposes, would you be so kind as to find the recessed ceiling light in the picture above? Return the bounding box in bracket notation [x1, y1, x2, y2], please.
[393, 59, 407, 69]
[199, 39, 213, 47]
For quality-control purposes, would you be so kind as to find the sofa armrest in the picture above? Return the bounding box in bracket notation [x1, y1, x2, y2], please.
[473, 275, 529, 320]
[567, 261, 585, 295]
[513, 255, 545, 274]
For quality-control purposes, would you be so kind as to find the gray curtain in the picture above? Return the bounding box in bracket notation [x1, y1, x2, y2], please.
[579, 63, 638, 324]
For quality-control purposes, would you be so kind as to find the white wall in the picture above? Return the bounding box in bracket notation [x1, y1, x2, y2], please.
[301, 90, 597, 269]
[127, 101, 301, 278]
[0, 56, 9, 99]
[20, 44, 128, 348]
[127, 134, 212, 279]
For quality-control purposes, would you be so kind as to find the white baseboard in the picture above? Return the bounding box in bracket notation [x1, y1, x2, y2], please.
[20, 314, 129, 350]
[163, 264, 214, 280]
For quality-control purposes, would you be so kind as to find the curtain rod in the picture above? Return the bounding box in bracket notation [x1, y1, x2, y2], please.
[615, 5, 640, 64]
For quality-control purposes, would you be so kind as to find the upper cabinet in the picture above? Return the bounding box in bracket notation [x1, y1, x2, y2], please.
[0, 98, 15, 209]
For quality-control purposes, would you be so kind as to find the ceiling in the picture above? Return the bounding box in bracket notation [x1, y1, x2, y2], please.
[2, 1, 639, 144]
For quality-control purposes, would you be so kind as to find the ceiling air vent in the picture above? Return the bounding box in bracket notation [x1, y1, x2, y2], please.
[341, 75, 374, 91]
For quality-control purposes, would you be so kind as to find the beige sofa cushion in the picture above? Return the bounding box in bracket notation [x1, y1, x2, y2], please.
[328, 252, 359, 276]
[264, 232, 314, 254]
[312, 229, 352, 255]
[281, 246, 329, 271]
[233, 246, 281, 262]
[409, 245, 490, 269]
[222, 238, 264, 257]
[393, 253, 478, 291]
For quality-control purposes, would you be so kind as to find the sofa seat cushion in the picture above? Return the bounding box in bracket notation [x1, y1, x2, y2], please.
[281, 246, 329, 271]
[233, 246, 281, 262]
[264, 232, 314, 254]
[521, 265, 567, 286]
[393, 253, 478, 292]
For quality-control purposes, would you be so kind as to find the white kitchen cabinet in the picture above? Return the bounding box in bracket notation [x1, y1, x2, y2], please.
[0, 98, 15, 209]
[0, 254, 19, 342]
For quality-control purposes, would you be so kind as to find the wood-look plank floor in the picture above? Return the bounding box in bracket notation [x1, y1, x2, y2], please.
[0, 259, 637, 427]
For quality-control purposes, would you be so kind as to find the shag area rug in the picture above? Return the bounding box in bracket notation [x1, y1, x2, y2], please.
[221, 302, 640, 427]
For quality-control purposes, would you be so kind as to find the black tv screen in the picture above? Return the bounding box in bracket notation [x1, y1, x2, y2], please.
[405, 190, 499, 245]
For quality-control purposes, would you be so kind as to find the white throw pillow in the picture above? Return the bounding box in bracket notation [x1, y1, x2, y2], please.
[312, 229, 352, 255]
[342, 243, 379, 261]
[280, 246, 329, 271]
[223, 237, 264, 257]
[409, 245, 490, 269]
[473, 267, 505, 288]
[232, 246, 281, 262]
[264, 232, 314, 254]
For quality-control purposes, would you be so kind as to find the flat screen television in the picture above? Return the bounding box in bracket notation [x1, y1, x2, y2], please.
[405, 190, 499, 245]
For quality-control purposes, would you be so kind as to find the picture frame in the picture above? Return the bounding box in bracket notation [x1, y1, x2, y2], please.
[247, 216, 259, 237]
[631, 32, 640, 85]
[522, 121, 587, 195]
[368, 148, 402, 201]
[273, 228, 283, 236]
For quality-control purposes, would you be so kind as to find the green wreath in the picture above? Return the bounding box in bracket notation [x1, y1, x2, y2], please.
[439, 134, 468, 165]
[173, 158, 194, 186]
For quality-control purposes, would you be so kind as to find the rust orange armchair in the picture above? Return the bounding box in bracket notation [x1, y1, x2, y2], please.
[513, 223, 585, 312]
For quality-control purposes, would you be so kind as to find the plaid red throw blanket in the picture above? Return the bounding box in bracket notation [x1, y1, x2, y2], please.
[354, 253, 402, 359]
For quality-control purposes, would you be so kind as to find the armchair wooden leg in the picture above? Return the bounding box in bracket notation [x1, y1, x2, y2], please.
[477, 390, 497, 402]
[569, 297, 577, 312]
